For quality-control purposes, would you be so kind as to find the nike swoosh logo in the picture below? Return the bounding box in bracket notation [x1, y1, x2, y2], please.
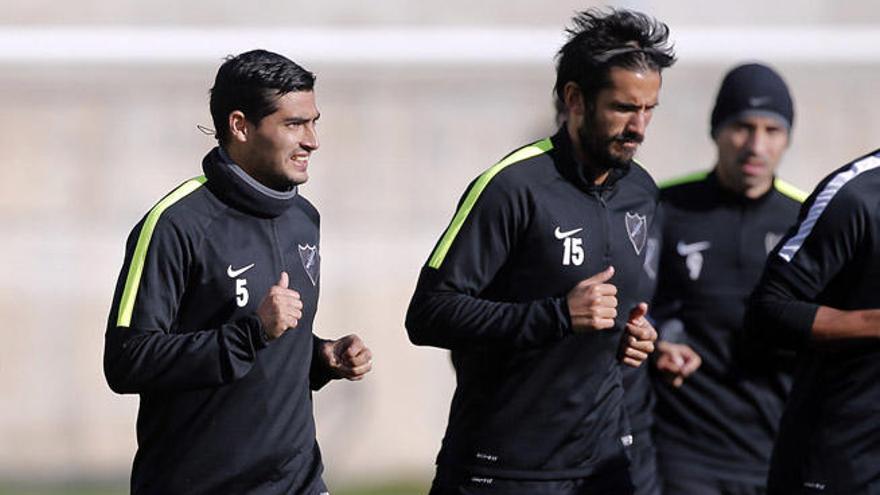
[749, 96, 771, 107]
[676, 241, 711, 256]
[554, 227, 583, 239]
[227, 263, 255, 278]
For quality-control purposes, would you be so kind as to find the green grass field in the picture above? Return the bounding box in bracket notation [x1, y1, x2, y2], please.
[0, 481, 427, 495]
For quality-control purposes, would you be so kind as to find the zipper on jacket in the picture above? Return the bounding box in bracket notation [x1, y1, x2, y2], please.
[592, 190, 612, 266]
[271, 219, 287, 275]
[736, 203, 745, 273]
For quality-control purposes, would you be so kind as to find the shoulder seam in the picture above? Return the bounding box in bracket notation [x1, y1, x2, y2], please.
[778, 155, 880, 262]
[427, 138, 553, 269]
[658, 171, 709, 190]
[773, 178, 808, 203]
[116, 176, 208, 327]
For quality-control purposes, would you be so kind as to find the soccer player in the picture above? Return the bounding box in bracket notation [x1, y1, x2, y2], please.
[649, 63, 805, 494]
[747, 148, 880, 494]
[104, 49, 372, 494]
[406, 9, 675, 494]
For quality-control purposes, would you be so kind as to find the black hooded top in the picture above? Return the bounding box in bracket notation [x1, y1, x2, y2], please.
[407, 127, 659, 482]
[105, 148, 331, 494]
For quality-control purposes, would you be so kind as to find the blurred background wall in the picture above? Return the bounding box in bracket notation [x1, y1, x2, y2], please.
[2, 0, 880, 492]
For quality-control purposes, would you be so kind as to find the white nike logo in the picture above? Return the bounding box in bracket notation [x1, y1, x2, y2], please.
[749, 96, 771, 107]
[554, 226, 584, 239]
[676, 241, 711, 256]
[227, 263, 255, 278]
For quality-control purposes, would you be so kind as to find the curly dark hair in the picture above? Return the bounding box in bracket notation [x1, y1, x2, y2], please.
[209, 49, 315, 146]
[554, 8, 676, 109]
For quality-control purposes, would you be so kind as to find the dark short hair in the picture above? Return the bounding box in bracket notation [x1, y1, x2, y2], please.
[209, 49, 315, 146]
[554, 8, 676, 109]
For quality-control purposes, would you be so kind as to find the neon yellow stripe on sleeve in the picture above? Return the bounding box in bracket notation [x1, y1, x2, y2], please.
[116, 176, 207, 327]
[774, 178, 808, 203]
[427, 138, 553, 269]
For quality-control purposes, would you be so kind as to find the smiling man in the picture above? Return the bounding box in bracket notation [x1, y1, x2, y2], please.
[406, 9, 675, 495]
[104, 49, 372, 494]
[649, 63, 805, 495]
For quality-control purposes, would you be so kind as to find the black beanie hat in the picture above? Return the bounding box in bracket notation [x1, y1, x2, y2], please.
[710, 63, 794, 137]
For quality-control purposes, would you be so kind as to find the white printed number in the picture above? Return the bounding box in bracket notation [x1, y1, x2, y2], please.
[563, 237, 584, 266]
[235, 278, 249, 307]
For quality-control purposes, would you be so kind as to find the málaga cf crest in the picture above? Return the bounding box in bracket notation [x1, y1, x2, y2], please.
[297, 244, 320, 286]
[625, 212, 647, 255]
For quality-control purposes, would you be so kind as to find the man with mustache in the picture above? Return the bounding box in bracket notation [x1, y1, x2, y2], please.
[406, 8, 674, 494]
[648, 63, 805, 494]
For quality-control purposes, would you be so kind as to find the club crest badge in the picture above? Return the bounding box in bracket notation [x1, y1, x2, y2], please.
[297, 244, 320, 286]
[625, 212, 647, 255]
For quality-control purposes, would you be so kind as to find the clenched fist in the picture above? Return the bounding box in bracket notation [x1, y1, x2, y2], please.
[318, 334, 373, 381]
[256, 271, 303, 340]
[655, 341, 701, 387]
[567, 266, 618, 332]
[619, 302, 658, 367]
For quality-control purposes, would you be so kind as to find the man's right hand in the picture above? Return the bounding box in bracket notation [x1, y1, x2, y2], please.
[256, 271, 303, 340]
[655, 341, 701, 387]
[566, 266, 618, 333]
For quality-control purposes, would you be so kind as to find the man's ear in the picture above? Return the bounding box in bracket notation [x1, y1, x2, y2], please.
[563, 82, 585, 116]
[228, 110, 249, 143]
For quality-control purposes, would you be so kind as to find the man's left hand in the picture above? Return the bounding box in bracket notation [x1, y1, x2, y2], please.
[620, 302, 658, 368]
[319, 334, 373, 381]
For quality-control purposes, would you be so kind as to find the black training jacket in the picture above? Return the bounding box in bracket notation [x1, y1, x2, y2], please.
[621, 216, 662, 439]
[650, 170, 804, 483]
[104, 148, 332, 495]
[620, 218, 663, 495]
[406, 127, 659, 481]
[746, 150, 880, 495]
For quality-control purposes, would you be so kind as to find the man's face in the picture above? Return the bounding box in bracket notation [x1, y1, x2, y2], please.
[578, 67, 661, 170]
[714, 114, 789, 197]
[240, 90, 320, 189]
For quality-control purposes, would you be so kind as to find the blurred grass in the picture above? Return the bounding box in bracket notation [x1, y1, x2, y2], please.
[0, 487, 124, 495]
[336, 481, 426, 495]
[0, 480, 427, 495]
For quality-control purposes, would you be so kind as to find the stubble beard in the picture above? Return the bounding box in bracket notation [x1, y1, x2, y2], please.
[578, 115, 640, 174]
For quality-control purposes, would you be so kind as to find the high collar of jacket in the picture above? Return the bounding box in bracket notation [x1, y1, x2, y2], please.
[551, 124, 631, 194]
[202, 147, 298, 218]
[705, 169, 776, 208]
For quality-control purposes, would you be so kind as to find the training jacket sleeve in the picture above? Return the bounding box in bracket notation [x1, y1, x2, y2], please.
[309, 335, 334, 391]
[746, 185, 868, 349]
[104, 216, 268, 394]
[406, 173, 571, 350]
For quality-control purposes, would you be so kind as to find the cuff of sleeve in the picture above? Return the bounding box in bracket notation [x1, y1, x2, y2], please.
[745, 295, 818, 350]
[241, 314, 270, 351]
[555, 296, 574, 338]
[780, 300, 819, 347]
[310, 336, 335, 391]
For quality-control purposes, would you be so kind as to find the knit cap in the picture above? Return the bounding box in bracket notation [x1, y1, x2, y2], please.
[710, 63, 794, 137]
